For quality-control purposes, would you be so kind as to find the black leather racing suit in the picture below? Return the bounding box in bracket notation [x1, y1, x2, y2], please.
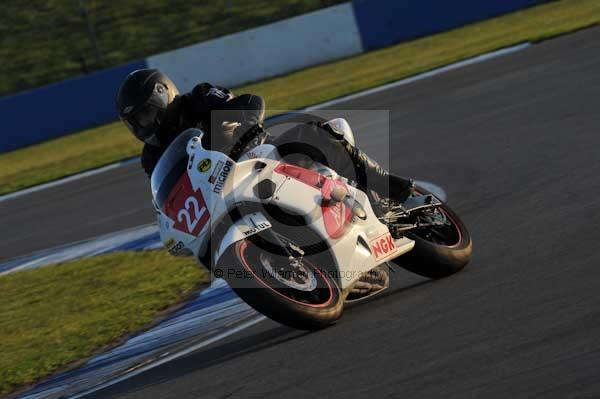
[142, 83, 411, 198]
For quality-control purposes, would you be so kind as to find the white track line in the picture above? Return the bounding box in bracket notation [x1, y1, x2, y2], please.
[0, 157, 138, 203]
[306, 42, 531, 110]
[68, 316, 266, 399]
[0, 42, 530, 204]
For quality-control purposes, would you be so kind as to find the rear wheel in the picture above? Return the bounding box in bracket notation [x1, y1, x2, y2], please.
[391, 187, 472, 279]
[217, 229, 343, 330]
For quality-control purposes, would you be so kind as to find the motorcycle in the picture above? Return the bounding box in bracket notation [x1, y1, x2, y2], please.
[151, 118, 472, 330]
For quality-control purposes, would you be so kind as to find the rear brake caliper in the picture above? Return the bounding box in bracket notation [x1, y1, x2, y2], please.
[378, 194, 444, 237]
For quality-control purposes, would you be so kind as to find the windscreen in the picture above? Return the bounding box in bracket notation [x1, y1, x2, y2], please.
[150, 129, 201, 209]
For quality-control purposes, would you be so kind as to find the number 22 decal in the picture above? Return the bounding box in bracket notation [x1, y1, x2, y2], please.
[177, 196, 207, 234]
[164, 173, 211, 236]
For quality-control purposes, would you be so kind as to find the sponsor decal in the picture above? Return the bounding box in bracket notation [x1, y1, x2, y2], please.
[330, 201, 346, 228]
[246, 151, 259, 159]
[168, 240, 186, 256]
[370, 233, 397, 260]
[208, 160, 224, 184]
[208, 87, 229, 99]
[241, 221, 272, 236]
[212, 160, 233, 194]
[187, 154, 195, 170]
[163, 173, 210, 236]
[322, 199, 352, 239]
[197, 158, 211, 173]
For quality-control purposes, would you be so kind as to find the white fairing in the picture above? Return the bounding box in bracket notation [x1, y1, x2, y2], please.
[237, 143, 279, 162]
[214, 212, 272, 261]
[152, 127, 413, 290]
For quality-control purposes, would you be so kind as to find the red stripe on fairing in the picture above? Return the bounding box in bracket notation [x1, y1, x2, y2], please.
[238, 241, 334, 308]
[319, 177, 354, 238]
[274, 163, 353, 239]
[274, 163, 326, 188]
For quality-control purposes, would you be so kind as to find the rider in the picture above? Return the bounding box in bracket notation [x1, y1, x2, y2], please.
[116, 68, 414, 201]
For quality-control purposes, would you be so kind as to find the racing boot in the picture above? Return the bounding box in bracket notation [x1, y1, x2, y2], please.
[340, 138, 415, 203]
[316, 120, 414, 202]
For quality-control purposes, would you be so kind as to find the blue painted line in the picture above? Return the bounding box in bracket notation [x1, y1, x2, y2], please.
[0, 224, 161, 275]
[111, 232, 161, 252]
[20, 280, 263, 399]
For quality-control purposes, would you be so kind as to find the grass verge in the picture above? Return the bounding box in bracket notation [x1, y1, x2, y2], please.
[1, 0, 345, 96]
[0, 251, 208, 396]
[1, 0, 599, 195]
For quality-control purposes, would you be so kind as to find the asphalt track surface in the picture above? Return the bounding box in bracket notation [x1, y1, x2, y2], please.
[6, 26, 600, 398]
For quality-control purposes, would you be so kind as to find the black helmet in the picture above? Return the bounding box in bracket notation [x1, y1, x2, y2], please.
[116, 69, 179, 145]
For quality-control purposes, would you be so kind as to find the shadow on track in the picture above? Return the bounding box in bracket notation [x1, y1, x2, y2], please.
[88, 275, 438, 398]
[88, 325, 309, 398]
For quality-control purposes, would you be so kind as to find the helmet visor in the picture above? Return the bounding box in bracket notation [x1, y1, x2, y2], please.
[121, 83, 170, 143]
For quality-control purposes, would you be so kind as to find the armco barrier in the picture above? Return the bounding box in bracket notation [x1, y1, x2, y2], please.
[147, 3, 362, 94]
[0, 60, 146, 153]
[351, 0, 548, 50]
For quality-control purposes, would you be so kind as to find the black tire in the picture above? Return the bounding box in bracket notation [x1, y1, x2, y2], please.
[216, 233, 343, 330]
[391, 187, 473, 279]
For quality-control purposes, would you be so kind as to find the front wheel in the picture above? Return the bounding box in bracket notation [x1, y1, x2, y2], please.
[217, 235, 343, 330]
[391, 187, 473, 279]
